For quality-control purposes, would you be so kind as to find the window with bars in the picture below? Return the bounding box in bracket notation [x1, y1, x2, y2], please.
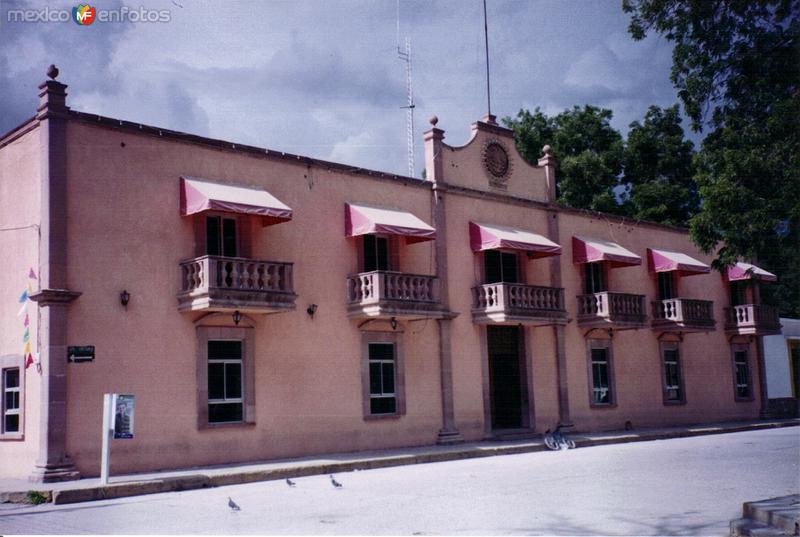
[734, 349, 752, 399]
[208, 340, 243, 423]
[584, 262, 607, 294]
[2, 368, 20, 434]
[662, 347, 683, 403]
[484, 250, 519, 284]
[368, 343, 396, 415]
[590, 347, 612, 405]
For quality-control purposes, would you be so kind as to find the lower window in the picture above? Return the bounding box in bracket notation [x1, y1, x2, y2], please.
[661, 342, 685, 404]
[2, 368, 20, 433]
[369, 343, 396, 414]
[733, 347, 752, 400]
[589, 345, 613, 405]
[208, 340, 243, 423]
[362, 331, 405, 418]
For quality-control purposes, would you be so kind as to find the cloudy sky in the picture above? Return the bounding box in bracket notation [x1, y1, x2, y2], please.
[0, 0, 686, 177]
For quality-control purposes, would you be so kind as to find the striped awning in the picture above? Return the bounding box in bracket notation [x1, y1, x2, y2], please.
[180, 176, 292, 226]
[469, 222, 561, 258]
[647, 248, 710, 276]
[572, 236, 641, 268]
[726, 262, 777, 282]
[345, 203, 435, 243]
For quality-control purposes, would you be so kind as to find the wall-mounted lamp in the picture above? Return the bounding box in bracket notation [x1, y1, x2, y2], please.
[120, 290, 130, 308]
[306, 303, 318, 317]
[232, 310, 242, 326]
[390, 317, 398, 331]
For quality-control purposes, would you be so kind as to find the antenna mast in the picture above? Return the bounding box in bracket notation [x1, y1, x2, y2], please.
[397, 0, 415, 177]
[398, 37, 416, 178]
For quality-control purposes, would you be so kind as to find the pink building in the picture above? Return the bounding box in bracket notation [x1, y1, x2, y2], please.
[0, 69, 782, 482]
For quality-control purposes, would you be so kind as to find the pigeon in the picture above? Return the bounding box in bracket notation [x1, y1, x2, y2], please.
[286, 478, 296, 487]
[330, 474, 343, 488]
[228, 497, 241, 511]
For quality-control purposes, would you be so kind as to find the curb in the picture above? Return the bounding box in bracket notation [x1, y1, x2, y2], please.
[3, 420, 797, 506]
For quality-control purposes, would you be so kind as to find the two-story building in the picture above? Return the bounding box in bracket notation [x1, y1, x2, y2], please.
[0, 68, 781, 481]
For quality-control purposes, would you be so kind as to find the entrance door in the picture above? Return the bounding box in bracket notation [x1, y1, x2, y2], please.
[487, 325, 525, 429]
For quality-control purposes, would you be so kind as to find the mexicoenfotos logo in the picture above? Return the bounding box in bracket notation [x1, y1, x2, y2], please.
[6, 5, 171, 24]
[72, 4, 96, 25]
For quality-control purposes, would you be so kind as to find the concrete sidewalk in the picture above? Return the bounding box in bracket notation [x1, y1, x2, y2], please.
[2, 418, 798, 506]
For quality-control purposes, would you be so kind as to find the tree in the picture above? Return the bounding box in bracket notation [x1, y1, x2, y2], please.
[622, 104, 698, 226]
[504, 105, 625, 213]
[624, 0, 800, 315]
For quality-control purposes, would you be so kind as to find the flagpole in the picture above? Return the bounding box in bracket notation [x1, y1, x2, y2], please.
[483, 0, 491, 116]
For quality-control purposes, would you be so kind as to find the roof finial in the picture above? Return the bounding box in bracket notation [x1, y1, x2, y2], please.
[47, 64, 59, 80]
[429, 115, 439, 127]
[542, 144, 552, 157]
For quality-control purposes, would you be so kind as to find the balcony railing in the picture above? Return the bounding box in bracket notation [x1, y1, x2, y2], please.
[177, 255, 296, 313]
[472, 282, 567, 325]
[651, 298, 715, 332]
[346, 270, 447, 319]
[577, 292, 647, 328]
[724, 304, 781, 336]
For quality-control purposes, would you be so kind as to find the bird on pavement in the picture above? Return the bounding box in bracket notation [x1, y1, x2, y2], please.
[330, 474, 343, 488]
[286, 478, 296, 487]
[228, 497, 241, 511]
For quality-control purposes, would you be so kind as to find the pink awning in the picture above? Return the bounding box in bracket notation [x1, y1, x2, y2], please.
[572, 236, 641, 268]
[469, 222, 561, 258]
[726, 262, 777, 282]
[180, 177, 292, 225]
[345, 203, 435, 244]
[647, 248, 710, 276]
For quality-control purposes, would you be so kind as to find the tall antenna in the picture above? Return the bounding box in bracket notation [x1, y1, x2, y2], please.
[483, 0, 491, 116]
[397, 0, 415, 177]
[398, 37, 416, 178]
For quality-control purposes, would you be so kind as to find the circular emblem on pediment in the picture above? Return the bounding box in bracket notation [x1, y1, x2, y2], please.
[482, 139, 512, 187]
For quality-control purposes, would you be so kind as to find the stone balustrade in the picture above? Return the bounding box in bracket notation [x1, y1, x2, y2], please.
[178, 255, 296, 312]
[346, 271, 445, 319]
[472, 282, 567, 325]
[724, 304, 781, 336]
[652, 298, 715, 331]
[577, 292, 647, 328]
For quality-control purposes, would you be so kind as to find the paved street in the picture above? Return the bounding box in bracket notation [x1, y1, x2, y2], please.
[1, 427, 798, 535]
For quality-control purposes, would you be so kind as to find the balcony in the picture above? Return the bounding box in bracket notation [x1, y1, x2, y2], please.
[651, 298, 715, 333]
[178, 255, 296, 313]
[577, 292, 647, 329]
[472, 283, 568, 326]
[346, 270, 449, 320]
[725, 304, 781, 336]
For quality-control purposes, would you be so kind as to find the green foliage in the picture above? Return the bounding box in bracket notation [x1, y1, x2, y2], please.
[26, 490, 48, 504]
[624, 0, 800, 315]
[623, 104, 698, 226]
[504, 105, 625, 214]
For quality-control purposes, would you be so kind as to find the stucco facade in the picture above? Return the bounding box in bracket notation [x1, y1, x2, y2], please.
[0, 70, 781, 481]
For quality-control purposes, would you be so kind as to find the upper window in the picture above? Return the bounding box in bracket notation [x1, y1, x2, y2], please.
[657, 272, 677, 300]
[733, 348, 752, 400]
[208, 340, 243, 423]
[363, 234, 389, 272]
[729, 281, 748, 306]
[2, 367, 20, 436]
[584, 262, 607, 294]
[206, 215, 238, 257]
[484, 250, 519, 284]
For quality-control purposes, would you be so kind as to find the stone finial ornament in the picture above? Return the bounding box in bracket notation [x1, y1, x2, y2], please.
[47, 64, 59, 80]
[542, 144, 552, 157]
[429, 115, 439, 127]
